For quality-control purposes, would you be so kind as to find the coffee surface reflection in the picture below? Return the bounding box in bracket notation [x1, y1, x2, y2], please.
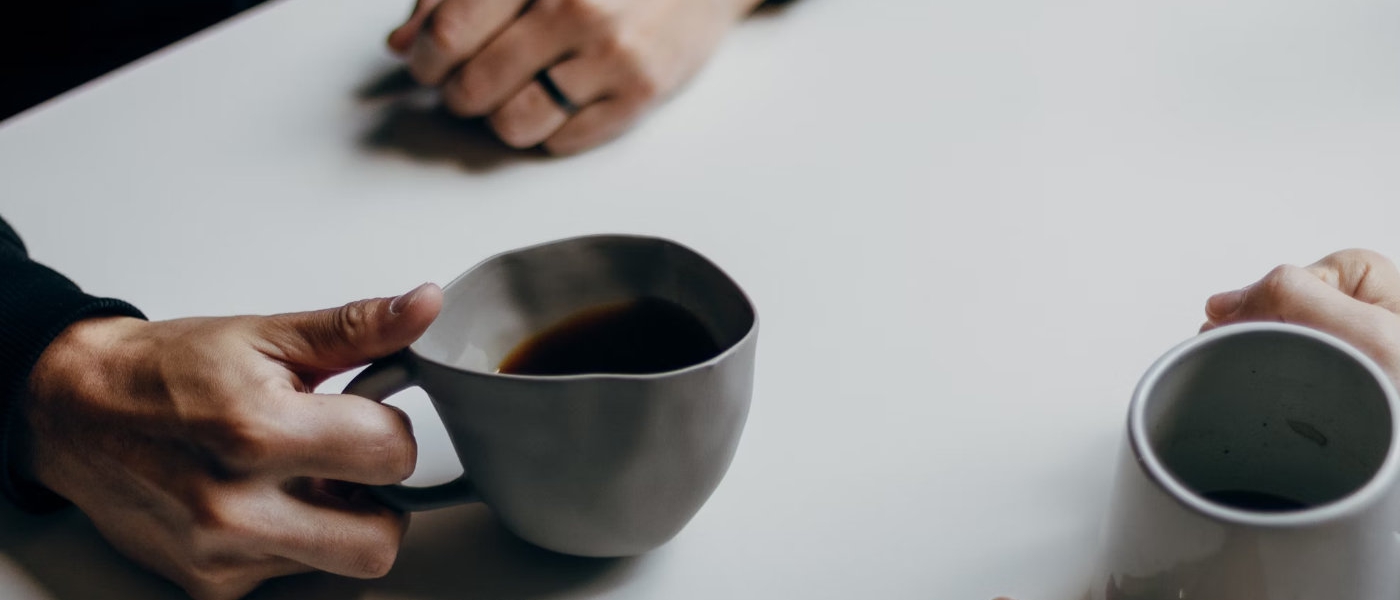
[498, 298, 720, 376]
[1200, 489, 1312, 512]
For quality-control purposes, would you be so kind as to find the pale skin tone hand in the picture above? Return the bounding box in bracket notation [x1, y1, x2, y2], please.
[21, 283, 444, 600]
[386, 0, 765, 154]
[992, 251, 1400, 600]
[1201, 248, 1400, 384]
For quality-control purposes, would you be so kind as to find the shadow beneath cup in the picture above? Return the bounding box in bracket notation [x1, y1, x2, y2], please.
[357, 67, 550, 174]
[370, 504, 638, 599]
[255, 504, 638, 600]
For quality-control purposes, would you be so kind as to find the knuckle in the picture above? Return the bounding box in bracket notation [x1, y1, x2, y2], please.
[1331, 248, 1385, 263]
[360, 410, 417, 481]
[440, 78, 470, 115]
[627, 71, 662, 102]
[205, 414, 284, 472]
[553, 0, 613, 28]
[424, 9, 466, 57]
[183, 564, 249, 600]
[393, 444, 418, 481]
[408, 58, 442, 87]
[1259, 264, 1308, 302]
[444, 70, 490, 116]
[596, 32, 630, 65]
[1259, 263, 1293, 286]
[599, 38, 659, 100]
[173, 495, 266, 599]
[1328, 248, 1393, 274]
[331, 301, 375, 345]
[189, 498, 248, 540]
[357, 551, 398, 578]
[349, 540, 401, 578]
[187, 555, 228, 583]
[489, 111, 538, 149]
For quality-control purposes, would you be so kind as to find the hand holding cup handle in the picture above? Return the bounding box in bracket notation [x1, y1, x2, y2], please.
[339, 235, 757, 558]
[344, 354, 480, 511]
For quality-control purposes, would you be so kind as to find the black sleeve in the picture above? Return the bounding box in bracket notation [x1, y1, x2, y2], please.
[0, 216, 145, 512]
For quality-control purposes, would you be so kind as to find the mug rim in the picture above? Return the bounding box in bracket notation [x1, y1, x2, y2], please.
[1129, 321, 1400, 527]
[408, 233, 759, 382]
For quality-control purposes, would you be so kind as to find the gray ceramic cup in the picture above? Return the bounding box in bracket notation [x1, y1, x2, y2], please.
[343, 234, 757, 557]
[1093, 322, 1400, 600]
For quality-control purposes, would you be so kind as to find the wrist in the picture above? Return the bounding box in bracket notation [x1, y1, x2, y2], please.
[22, 316, 148, 495]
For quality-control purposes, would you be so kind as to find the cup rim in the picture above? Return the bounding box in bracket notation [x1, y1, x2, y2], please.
[1129, 321, 1400, 527]
[408, 233, 759, 381]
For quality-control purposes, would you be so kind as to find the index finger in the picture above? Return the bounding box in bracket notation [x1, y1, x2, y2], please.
[274, 392, 418, 486]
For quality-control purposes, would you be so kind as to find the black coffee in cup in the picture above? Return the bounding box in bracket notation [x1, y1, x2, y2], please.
[498, 298, 720, 376]
[1200, 489, 1312, 511]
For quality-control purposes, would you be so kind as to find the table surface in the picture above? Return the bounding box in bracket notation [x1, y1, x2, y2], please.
[2, 0, 1399, 598]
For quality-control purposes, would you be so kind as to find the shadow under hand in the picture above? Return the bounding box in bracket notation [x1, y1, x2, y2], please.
[254, 504, 637, 600]
[358, 67, 549, 174]
[0, 502, 632, 600]
[0, 504, 186, 600]
[357, 67, 421, 99]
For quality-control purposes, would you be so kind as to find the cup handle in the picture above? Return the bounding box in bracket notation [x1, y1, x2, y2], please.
[343, 352, 480, 511]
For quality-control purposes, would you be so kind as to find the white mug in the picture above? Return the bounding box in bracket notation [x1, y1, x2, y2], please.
[1093, 322, 1400, 600]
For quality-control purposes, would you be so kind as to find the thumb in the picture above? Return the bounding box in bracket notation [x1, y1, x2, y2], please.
[1201, 263, 1399, 365]
[260, 283, 443, 371]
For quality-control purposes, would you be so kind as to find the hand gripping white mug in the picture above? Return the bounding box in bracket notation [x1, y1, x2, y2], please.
[345, 234, 758, 557]
[1093, 322, 1400, 600]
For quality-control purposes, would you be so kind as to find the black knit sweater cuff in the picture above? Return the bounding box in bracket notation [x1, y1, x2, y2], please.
[0, 283, 145, 512]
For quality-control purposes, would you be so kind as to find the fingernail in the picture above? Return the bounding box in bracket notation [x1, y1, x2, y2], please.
[1207, 288, 1246, 317]
[390, 283, 432, 315]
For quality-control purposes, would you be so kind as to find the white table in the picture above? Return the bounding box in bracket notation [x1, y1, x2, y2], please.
[2, 0, 1399, 598]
